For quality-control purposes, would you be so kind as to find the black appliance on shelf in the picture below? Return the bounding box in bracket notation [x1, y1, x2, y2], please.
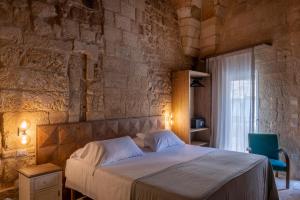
[191, 117, 205, 128]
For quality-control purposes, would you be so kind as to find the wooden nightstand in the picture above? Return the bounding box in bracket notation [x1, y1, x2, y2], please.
[18, 163, 62, 200]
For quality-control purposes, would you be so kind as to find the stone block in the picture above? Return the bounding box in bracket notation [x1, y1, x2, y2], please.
[13, 7, 31, 29]
[131, 48, 144, 62]
[31, 1, 57, 18]
[74, 40, 99, 60]
[131, 62, 148, 77]
[69, 54, 85, 92]
[12, 0, 29, 8]
[61, 19, 80, 39]
[0, 67, 68, 92]
[123, 31, 138, 47]
[180, 25, 200, 37]
[68, 90, 81, 123]
[115, 14, 131, 31]
[135, 0, 145, 11]
[23, 34, 73, 52]
[86, 111, 104, 121]
[49, 112, 68, 124]
[104, 72, 128, 88]
[103, 0, 120, 12]
[103, 55, 130, 73]
[104, 25, 122, 42]
[86, 58, 97, 80]
[80, 28, 96, 43]
[68, 5, 102, 25]
[125, 92, 144, 117]
[20, 48, 67, 73]
[121, 1, 136, 20]
[115, 44, 131, 59]
[0, 2, 13, 25]
[0, 45, 24, 67]
[201, 17, 218, 28]
[87, 80, 103, 95]
[127, 75, 147, 90]
[1, 155, 35, 183]
[33, 18, 53, 36]
[0, 26, 22, 42]
[191, 0, 202, 8]
[199, 35, 217, 48]
[183, 46, 199, 57]
[0, 90, 69, 112]
[177, 7, 192, 18]
[290, 31, 300, 46]
[104, 88, 126, 119]
[179, 18, 201, 28]
[86, 93, 104, 112]
[105, 40, 115, 56]
[182, 36, 200, 49]
[135, 8, 144, 24]
[104, 9, 115, 26]
[201, 24, 216, 39]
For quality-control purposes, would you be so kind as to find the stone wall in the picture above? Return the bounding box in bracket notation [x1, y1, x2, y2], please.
[0, 0, 188, 194]
[213, 0, 300, 178]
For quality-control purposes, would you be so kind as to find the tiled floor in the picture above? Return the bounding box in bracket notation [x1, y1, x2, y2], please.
[277, 178, 300, 200]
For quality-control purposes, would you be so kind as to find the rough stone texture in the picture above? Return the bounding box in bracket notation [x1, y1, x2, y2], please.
[0, 0, 104, 195]
[0, 0, 189, 197]
[174, 0, 202, 56]
[209, 0, 300, 179]
[102, 0, 188, 119]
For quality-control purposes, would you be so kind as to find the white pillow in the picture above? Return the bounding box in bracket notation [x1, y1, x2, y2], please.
[133, 137, 145, 148]
[70, 141, 104, 167]
[136, 132, 146, 140]
[70, 136, 144, 166]
[100, 136, 144, 166]
[144, 130, 184, 152]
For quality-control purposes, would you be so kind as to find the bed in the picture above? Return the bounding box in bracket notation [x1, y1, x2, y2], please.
[36, 116, 279, 200]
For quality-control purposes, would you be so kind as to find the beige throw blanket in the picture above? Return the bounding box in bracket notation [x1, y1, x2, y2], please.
[131, 150, 278, 200]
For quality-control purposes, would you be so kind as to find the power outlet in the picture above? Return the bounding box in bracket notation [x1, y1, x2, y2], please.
[16, 149, 28, 157]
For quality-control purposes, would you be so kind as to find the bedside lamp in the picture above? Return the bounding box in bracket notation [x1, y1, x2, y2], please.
[18, 120, 31, 145]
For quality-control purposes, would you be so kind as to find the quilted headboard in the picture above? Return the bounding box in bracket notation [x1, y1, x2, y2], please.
[36, 116, 164, 168]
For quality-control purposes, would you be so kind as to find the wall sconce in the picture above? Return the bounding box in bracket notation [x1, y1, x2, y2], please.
[164, 113, 173, 130]
[18, 120, 31, 145]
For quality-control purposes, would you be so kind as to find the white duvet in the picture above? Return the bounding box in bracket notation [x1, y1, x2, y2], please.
[65, 145, 215, 200]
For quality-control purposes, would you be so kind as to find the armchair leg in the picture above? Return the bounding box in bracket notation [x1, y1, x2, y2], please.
[275, 171, 278, 177]
[286, 168, 290, 189]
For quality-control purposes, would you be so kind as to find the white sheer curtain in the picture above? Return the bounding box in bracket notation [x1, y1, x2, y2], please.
[209, 49, 257, 152]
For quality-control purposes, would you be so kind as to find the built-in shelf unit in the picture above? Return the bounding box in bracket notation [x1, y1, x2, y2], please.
[172, 70, 211, 147]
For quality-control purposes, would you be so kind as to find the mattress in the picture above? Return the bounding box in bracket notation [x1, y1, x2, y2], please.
[65, 145, 278, 200]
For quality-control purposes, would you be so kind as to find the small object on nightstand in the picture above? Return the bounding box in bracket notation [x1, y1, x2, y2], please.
[18, 163, 62, 200]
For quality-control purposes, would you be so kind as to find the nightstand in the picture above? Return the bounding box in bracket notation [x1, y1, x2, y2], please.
[18, 163, 62, 200]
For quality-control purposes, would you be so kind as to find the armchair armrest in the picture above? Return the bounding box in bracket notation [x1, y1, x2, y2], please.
[278, 148, 290, 166]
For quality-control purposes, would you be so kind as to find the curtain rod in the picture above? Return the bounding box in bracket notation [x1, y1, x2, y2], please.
[203, 41, 273, 59]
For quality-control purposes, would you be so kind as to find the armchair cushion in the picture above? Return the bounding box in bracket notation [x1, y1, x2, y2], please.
[269, 159, 287, 171]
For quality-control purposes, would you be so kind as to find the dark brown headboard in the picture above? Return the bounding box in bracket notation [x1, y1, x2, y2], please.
[36, 116, 164, 168]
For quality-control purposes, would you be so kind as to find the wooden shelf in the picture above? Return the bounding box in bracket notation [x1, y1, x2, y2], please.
[172, 70, 211, 145]
[191, 140, 209, 147]
[189, 70, 210, 78]
[190, 128, 209, 133]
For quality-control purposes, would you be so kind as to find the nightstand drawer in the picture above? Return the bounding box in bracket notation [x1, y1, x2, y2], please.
[34, 173, 59, 191]
[35, 186, 59, 200]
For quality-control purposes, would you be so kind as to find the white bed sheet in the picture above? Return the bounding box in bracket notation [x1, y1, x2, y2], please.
[65, 144, 215, 199]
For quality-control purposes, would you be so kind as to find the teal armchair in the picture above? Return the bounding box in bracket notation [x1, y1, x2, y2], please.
[248, 133, 290, 189]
